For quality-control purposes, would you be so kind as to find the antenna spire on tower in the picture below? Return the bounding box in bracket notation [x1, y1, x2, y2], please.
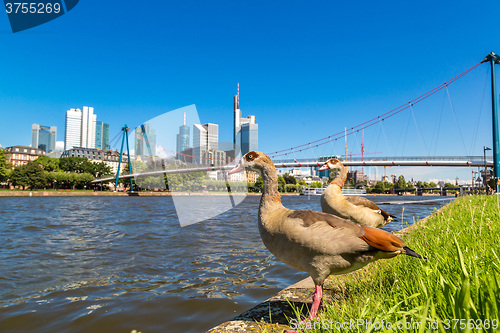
[237, 82, 239, 97]
[183, 112, 186, 126]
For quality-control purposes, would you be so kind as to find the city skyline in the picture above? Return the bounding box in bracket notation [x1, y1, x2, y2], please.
[1, 1, 500, 182]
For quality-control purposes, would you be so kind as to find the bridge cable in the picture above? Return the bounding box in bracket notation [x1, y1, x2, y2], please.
[430, 90, 447, 156]
[328, 137, 336, 156]
[267, 61, 483, 158]
[445, 85, 469, 156]
[400, 108, 412, 156]
[108, 130, 123, 150]
[373, 122, 383, 156]
[352, 128, 360, 160]
[379, 120, 395, 156]
[469, 66, 489, 153]
[410, 103, 430, 156]
[395, 108, 410, 155]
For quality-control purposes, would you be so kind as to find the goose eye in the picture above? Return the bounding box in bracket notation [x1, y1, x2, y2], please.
[246, 152, 259, 161]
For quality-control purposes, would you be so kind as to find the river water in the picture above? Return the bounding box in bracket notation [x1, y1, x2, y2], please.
[0, 195, 451, 333]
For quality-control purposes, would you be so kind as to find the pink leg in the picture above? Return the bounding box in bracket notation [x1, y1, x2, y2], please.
[309, 284, 323, 319]
[285, 285, 323, 333]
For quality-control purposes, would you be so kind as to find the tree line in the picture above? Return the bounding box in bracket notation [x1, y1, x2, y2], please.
[0, 148, 465, 192]
[0, 150, 112, 190]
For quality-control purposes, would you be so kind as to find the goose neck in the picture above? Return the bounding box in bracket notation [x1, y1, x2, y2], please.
[258, 164, 282, 204]
[330, 166, 347, 188]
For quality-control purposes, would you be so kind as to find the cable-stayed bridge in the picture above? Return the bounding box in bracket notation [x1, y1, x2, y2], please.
[94, 53, 500, 190]
[91, 155, 493, 184]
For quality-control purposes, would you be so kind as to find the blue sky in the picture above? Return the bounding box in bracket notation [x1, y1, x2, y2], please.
[1, 0, 499, 182]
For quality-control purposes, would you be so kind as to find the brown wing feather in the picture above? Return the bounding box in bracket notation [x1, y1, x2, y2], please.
[358, 226, 405, 252]
[288, 210, 364, 236]
[346, 196, 397, 221]
[345, 196, 380, 210]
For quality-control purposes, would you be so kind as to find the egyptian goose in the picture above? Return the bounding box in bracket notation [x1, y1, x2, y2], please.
[229, 151, 423, 320]
[318, 158, 395, 228]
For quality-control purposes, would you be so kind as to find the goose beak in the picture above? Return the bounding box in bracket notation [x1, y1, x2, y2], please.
[228, 163, 244, 174]
[318, 163, 329, 171]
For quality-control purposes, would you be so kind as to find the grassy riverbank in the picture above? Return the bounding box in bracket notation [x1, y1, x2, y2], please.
[289, 195, 500, 332]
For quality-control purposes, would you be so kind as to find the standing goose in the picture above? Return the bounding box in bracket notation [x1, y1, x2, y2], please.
[319, 158, 395, 228]
[229, 151, 423, 320]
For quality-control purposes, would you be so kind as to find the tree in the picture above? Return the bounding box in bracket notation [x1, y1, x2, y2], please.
[0, 148, 9, 182]
[32, 156, 61, 172]
[372, 182, 386, 194]
[10, 163, 48, 189]
[254, 176, 263, 192]
[58, 156, 111, 178]
[395, 175, 407, 189]
[130, 160, 149, 173]
[59, 156, 89, 173]
[163, 163, 207, 191]
[327, 171, 336, 183]
[74, 173, 94, 189]
[278, 176, 286, 191]
[136, 175, 165, 190]
[283, 173, 297, 185]
[86, 161, 112, 178]
[9, 166, 30, 189]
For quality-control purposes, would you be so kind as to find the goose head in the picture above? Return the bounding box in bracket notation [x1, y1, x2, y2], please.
[228, 151, 272, 175]
[318, 158, 344, 171]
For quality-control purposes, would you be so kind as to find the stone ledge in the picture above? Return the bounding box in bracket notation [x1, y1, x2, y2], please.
[207, 277, 316, 333]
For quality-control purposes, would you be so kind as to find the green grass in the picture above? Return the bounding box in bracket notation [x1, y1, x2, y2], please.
[293, 195, 500, 332]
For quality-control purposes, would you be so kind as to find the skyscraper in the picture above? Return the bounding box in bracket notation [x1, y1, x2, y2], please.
[95, 121, 110, 150]
[64, 108, 82, 150]
[233, 84, 258, 155]
[176, 112, 190, 160]
[240, 121, 258, 154]
[64, 106, 98, 151]
[193, 123, 218, 165]
[233, 86, 242, 148]
[31, 124, 57, 152]
[81, 106, 97, 149]
[134, 123, 157, 156]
